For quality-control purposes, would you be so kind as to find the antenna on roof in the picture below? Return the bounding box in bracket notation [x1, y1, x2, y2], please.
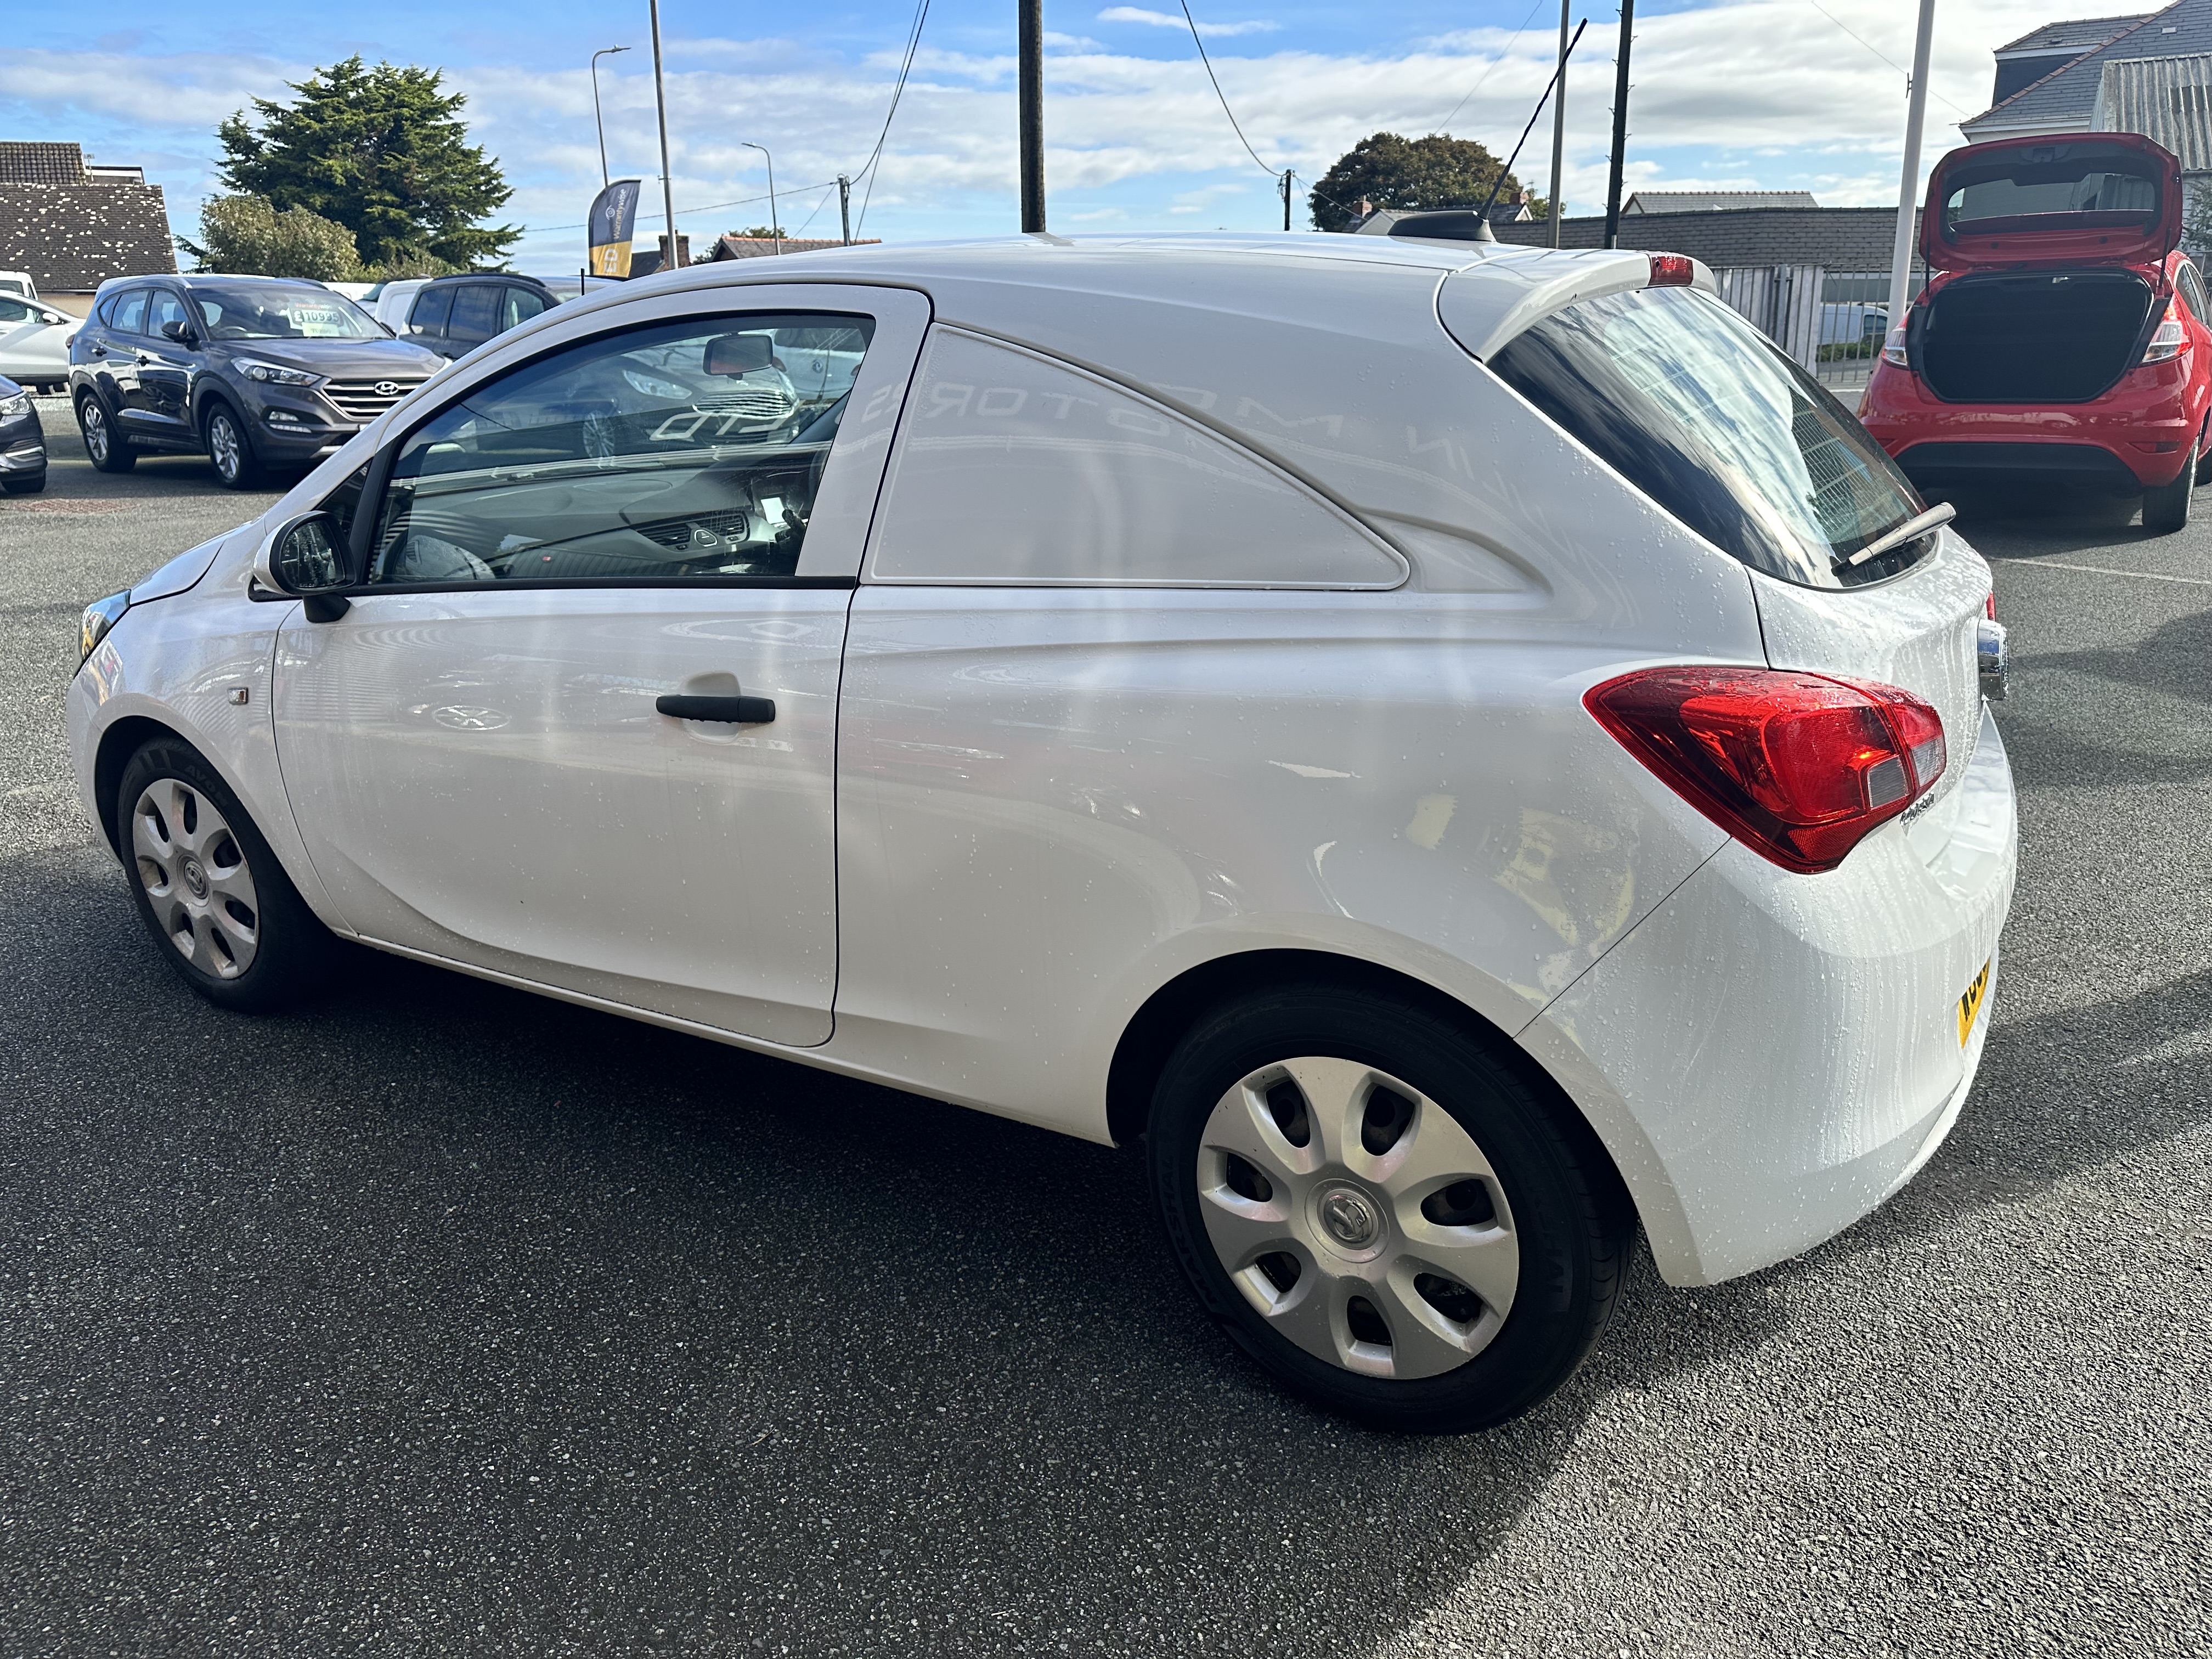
[1472, 19, 1588, 242]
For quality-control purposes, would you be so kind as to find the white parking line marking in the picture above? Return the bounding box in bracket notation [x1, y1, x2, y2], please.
[2005, 558, 2212, 588]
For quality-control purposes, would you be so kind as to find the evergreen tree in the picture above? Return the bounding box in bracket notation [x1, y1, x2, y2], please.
[216, 57, 518, 269]
[1309, 132, 1541, 233]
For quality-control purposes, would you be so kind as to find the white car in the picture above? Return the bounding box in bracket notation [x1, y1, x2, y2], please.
[0, 291, 75, 392]
[66, 236, 2016, 1431]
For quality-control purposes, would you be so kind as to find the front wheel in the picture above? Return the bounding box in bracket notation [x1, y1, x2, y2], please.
[76, 394, 134, 473]
[1147, 983, 1629, 1434]
[202, 402, 264, 490]
[115, 738, 339, 1011]
[2143, 466, 2193, 534]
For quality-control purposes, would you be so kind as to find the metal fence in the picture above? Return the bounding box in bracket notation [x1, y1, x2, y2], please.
[1708, 266, 1928, 393]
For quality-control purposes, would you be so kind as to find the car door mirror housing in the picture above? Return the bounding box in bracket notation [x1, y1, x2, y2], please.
[254, 510, 355, 620]
[159, 319, 195, 345]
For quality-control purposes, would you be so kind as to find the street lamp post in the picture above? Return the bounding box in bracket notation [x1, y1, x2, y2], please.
[648, 0, 680, 273]
[742, 142, 781, 255]
[590, 46, 630, 190]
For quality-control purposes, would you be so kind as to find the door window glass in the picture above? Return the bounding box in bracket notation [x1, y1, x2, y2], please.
[502, 286, 550, 330]
[0, 296, 32, 325]
[109, 290, 148, 335]
[144, 290, 189, 337]
[867, 329, 1407, 587]
[447, 285, 499, 344]
[408, 287, 454, 335]
[368, 312, 874, 587]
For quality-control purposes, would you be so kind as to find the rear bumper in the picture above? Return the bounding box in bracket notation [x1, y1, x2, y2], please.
[1518, 703, 2017, 1286]
[1860, 361, 2201, 489]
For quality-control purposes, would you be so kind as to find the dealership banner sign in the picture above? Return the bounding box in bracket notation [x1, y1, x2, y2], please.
[589, 179, 643, 278]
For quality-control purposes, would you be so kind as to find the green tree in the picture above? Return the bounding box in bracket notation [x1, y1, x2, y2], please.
[1309, 132, 1539, 233]
[216, 57, 518, 269]
[177, 195, 363, 280]
[735, 225, 786, 240]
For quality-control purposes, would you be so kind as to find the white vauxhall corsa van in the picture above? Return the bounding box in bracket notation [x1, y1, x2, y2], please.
[67, 235, 2016, 1432]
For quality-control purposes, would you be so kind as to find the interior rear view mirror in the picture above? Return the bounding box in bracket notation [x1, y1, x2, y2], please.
[255, 510, 354, 621]
[705, 333, 773, 376]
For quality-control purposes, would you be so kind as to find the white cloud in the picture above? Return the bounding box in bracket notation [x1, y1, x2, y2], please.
[1098, 8, 1281, 36]
[0, 0, 2035, 263]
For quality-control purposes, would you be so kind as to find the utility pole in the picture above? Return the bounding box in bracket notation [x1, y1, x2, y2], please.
[1548, 1, 1568, 247]
[742, 142, 780, 254]
[1018, 0, 1046, 232]
[591, 46, 630, 191]
[839, 176, 853, 245]
[1604, 0, 1633, 247]
[1887, 0, 1938, 337]
[1282, 168, 1294, 232]
[649, 0, 680, 270]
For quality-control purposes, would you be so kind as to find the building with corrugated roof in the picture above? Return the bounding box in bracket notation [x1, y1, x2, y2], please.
[1621, 190, 1818, 214]
[1963, 1, 2211, 143]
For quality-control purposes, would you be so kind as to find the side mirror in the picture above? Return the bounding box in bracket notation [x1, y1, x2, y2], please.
[253, 510, 354, 622]
[159, 319, 195, 345]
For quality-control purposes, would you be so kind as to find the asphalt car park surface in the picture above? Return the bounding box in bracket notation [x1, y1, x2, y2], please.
[3, 404, 2209, 1657]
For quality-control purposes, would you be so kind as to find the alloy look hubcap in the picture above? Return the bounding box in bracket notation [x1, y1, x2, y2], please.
[131, 777, 260, 979]
[1195, 1057, 1519, 1379]
[208, 415, 239, 479]
[83, 405, 107, 461]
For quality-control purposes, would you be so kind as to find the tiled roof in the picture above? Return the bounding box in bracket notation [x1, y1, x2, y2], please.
[1490, 206, 1928, 273]
[2095, 51, 2212, 166]
[1995, 14, 2151, 55]
[1623, 190, 1819, 213]
[0, 180, 177, 293]
[0, 142, 88, 185]
[1964, 0, 2212, 132]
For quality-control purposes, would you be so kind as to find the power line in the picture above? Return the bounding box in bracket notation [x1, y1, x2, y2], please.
[1792, 0, 1972, 119]
[525, 181, 838, 235]
[855, 0, 935, 234]
[1432, 0, 1547, 134]
[1177, 0, 1278, 176]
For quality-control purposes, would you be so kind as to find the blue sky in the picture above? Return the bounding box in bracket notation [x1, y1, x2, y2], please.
[4, 0, 2053, 272]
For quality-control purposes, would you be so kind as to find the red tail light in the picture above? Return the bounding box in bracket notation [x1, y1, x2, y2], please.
[1647, 253, 1695, 287]
[2143, 300, 2187, 364]
[1585, 667, 1948, 873]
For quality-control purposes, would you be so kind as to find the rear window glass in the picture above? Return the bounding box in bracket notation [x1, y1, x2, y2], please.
[1489, 285, 1930, 589]
[1942, 145, 2162, 238]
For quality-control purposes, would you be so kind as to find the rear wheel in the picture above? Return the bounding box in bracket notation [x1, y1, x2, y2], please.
[1147, 982, 1629, 1433]
[115, 737, 339, 1012]
[2143, 465, 2193, 534]
[76, 394, 134, 473]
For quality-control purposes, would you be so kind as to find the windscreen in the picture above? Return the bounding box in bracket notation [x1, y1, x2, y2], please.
[1488, 285, 1930, 589]
[189, 282, 382, 341]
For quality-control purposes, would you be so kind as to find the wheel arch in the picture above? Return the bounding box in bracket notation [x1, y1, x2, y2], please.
[92, 713, 181, 857]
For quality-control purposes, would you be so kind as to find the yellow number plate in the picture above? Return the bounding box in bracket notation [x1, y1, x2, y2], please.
[1957, 958, 1991, 1047]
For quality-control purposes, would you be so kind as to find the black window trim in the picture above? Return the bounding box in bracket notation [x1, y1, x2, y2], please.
[332, 302, 885, 596]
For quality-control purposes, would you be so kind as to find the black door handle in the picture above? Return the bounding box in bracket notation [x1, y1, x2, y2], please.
[657, 693, 775, 724]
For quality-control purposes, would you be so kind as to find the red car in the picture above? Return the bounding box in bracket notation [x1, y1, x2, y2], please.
[1860, 131, 2211, 533]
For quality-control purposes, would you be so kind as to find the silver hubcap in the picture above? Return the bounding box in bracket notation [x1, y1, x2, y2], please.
[82, 405, 107, 461]
[131, 777, 260, 979]
[208, 414, 239, 477]
[1195, 1057, 1519, 1380]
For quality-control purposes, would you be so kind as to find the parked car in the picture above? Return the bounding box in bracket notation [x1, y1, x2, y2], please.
[68, 273, 443, 488]
[0, 291, 74, 392]
[0, 270, 37, 302]
[66, 238, 2016, 1431]
[1861, 132, 2210, 532]
[390, 272, 560, 359]
[0, 375, 46, 494]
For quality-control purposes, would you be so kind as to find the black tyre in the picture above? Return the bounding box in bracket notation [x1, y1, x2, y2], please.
[202, 400, 265, 490]
[76, 393, 134, 473]
[2143, 466, 2193, 534]
[115, 737, 339, 1012]
[1147, 982, 1629, 1433]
